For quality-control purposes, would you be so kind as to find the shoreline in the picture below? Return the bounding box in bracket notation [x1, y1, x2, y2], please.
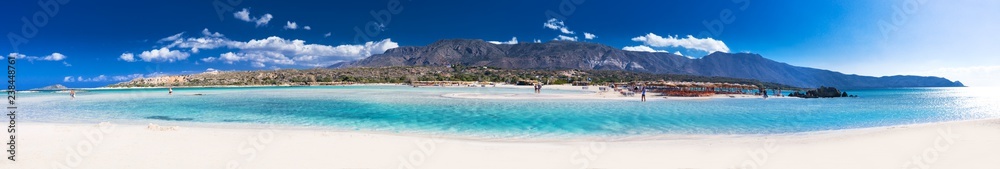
[7, 118, 998, 168]
[34, 83, 795, 101]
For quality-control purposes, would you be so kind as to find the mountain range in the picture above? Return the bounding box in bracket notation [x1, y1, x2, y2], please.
[332, 39, 963, 88]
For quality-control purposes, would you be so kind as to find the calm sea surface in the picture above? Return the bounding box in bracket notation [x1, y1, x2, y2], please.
[18, 86, 1000, 138]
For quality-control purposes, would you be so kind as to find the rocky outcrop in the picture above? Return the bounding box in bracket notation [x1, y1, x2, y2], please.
[788, 86, 854, 98]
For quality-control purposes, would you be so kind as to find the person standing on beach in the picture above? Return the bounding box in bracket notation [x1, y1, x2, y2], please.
[641, 85, 647, 102]
[69, 89, 76, 99]
[169, 87, 173, 95]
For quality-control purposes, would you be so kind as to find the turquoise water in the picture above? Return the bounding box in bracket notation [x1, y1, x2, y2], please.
[18, 86, 1000, 138]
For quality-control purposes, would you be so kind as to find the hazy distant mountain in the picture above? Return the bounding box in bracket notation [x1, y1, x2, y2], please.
[333, 39, 964, 88]
[31, 84, 69, 90]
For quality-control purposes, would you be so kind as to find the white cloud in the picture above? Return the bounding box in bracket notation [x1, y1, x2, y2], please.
[64, 74, 147, 82]
[630, 33, 730, 54]
[584, 32, 597, 40]
[543, 18, 575, 34]
[64, 75, 106, 82]
[159, 32, 185, 43]
[284, 21, 298, 30]
[7, 53, 24, 59]
[200, 57, 215, 62]
[8, 52, 67, 61]
[554, 35, 577, 41]
[533, 39, 542, 43]
[119, 53, 136, 62]
[256, 14, 273, 26]
[673, 51, 684, 56]
[157, 32, 399, 67]
[622, 45, 669, 53]
[111, 74, 145, 81]
[137, 47, 190, 62]
[324, 32, 332, 37]
[44, 53, 66, 61]
[234, 9, 252, 21]
[303, 26, 311, 30]
[62, 61, 71, 67]
[488, 37, 518, 45]
[202, 28, 223, 37]
[233, 8, 273, 27]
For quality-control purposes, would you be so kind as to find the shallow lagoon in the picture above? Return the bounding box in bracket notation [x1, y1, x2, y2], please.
[19, 86, 1000, 138]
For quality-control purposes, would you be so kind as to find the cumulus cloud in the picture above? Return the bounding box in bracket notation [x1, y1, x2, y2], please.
[233, 8, 273, 27]
[62, 61, 71, 67]
[543, 18, 575, 34]
[554, 35, 577, 41]
[584, 32, 597, 40]
[630, 33, 730, 54]
[622, 45, 669, 53]
[45, 53, 66, 61]
[533, 39, 542, 43]
[303, 26, 311, 30]
[8, 52, 67, 61]
[137, 47, 190, 62]
[154, 31, 399, 67]
[234, 9, 252, 21]
[119, 53, 136, 62]
[324, 32, 332, 37]
[488, 37, 518, 45]
[284, 21, 298, 30]
[202, 28, 223, 37]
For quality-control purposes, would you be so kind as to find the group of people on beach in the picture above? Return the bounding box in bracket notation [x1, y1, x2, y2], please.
[609, 83, 647, 102]
[533, 83, 542, 93]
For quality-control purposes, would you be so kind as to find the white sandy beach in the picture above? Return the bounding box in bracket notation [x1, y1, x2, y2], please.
[3, 119, 998, 169]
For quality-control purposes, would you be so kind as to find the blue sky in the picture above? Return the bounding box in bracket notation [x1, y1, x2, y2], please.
[3, 0, 998, 88]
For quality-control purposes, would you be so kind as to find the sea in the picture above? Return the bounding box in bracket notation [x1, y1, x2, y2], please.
[17, 85, 1000, 139]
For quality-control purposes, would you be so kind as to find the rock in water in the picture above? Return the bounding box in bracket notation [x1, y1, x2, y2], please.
[789, 86, 849, 98]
